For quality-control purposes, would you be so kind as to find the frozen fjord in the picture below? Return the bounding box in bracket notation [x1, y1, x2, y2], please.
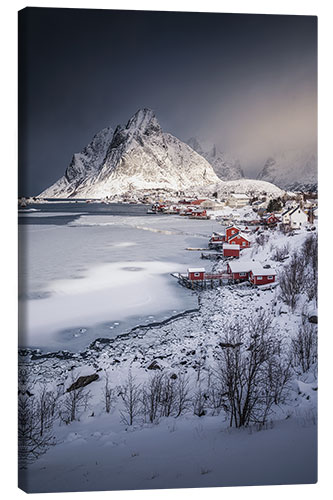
[18, 207, 223, 351]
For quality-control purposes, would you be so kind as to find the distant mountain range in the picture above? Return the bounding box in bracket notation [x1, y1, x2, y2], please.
[257, 149, 317, 192]
[39, 108, 314, 200]
[187, 138, 244, 181]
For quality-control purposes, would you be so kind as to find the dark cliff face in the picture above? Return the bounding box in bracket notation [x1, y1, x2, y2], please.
[65, 127, 114, 182]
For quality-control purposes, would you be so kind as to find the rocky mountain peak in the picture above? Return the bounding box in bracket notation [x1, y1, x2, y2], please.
[125, 108, 162, 136]
[187, 137, 244, 181]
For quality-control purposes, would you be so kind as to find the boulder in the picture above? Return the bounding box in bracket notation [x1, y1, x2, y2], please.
[66, 373, 99, 392]
[147, 360, 161, 370]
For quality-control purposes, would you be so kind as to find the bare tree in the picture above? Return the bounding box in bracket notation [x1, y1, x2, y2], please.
[119, 371, 142, 426]
[301, 234, 318, 305]
[18, 388, 56, 468]
[279, 253, 305, 311]
[160, 375, 177, 417]
[102, 371, 115, 414]
[60, 375, 91, 424]
[291, 316, 317, 372]
[193, 383, 208, 417]
[272, 244, 289, 262]
[142, 372, 165, 423]
[216, 313, 290, 427]
[175, 373, 191, 417]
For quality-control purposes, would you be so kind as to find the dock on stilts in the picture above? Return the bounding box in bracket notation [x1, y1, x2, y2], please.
[171, 271, 231, 290]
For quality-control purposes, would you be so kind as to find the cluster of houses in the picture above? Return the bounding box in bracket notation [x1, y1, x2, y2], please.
[209, 225, 251, 258]
[183, 222, 277, 287]
[185, 260, 276, 287]
[148, 200, 210, 218]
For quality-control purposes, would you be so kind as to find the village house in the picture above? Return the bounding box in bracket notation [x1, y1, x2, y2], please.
[187, 268, 206, 280]
[262, 213, 280, 225]
[225, 225, 240, 240]
[226, 261, 276, 285]
[281, 207, 294, 225]
[289, 206, 308, 229]
[248, 264, 277, 285]
[226, 193, 250, 208]
[223, 243, 240, 258]
[200, 199, 225, 209]
[228, 232, 251, 248]
[226, 261, 251, 281]
[209, 231, 226, 247]
[188, 208, 209, 219]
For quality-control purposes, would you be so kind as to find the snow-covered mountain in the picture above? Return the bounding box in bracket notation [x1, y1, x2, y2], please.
[257, 149, 317, 192]
[40, 109, 220, 199]
[187, 137, 244, 181]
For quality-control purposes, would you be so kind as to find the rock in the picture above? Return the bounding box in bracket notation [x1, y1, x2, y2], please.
[170, 373, 178, 380]
[308, 315, 318, 324]
[66, 373, 99, 392]
[147, 360, 161, 370]
[219, 342, 242, 349]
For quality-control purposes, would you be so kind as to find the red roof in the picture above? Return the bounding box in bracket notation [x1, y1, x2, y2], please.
[190, 199, 206, 205]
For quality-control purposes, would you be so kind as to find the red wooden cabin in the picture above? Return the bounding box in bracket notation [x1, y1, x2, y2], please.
[187, 268, 206, 281]
[209, 232, 226, 244]
[191, 209, 207, 217]
[226, 261, 251, 281]
[223, 243, 240, 258]
[265, 214, 279, 225]
[225, 225, 240, 241]
[249, 265, 276, 285]
[228, 232, 251, 248]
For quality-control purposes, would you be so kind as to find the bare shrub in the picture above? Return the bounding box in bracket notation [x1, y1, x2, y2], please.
[119, 371, 142, 426]
[102, 371, 115, 414]
[142, 372, 165, 423]
[175, 373, 191, 417]
[291, 317, 317, 372]
[160, 376, 177, 417]
[272, 244, 289, 262]
[255, 233, 270, 246]
[193, 384, 208, 417]
[18, 386, 57, 468]
[279, 253, 305, 311]
[60, 386, 91, 424]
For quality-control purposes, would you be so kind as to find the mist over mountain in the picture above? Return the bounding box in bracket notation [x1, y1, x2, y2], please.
[257, 148, 317, 191]
[187, 138, 244, 181]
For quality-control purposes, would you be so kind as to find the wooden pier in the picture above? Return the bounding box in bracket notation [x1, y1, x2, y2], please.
[171, 272, 231, 290]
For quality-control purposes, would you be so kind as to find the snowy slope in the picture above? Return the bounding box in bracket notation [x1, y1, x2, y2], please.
[187, 137, 244, 181]
[201, 178, 284, 199]
[257, 149, 317, 191]
[40, 127, 114, 198]
[40, 109, 220, 199]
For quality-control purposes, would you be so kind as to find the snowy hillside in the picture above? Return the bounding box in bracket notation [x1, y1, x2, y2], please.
[201, 178, 284, 199]
[257, 149, 317, 191]
[40, 109, 220, 199]
[187, 137, 244, 181]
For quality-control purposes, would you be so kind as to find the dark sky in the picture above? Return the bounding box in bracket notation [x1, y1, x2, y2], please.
[18, 8, 317, 196]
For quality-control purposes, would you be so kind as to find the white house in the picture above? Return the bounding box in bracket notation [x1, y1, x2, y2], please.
[281, 207, 294, 225]
[227, 193, 250, 208]
[289, 206, 308, 229]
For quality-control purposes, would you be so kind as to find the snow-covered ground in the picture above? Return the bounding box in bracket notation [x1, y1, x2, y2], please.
[21, 412, 316, 493]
